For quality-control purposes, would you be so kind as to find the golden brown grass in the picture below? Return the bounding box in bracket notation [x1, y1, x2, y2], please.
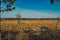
[0, 19, 60, 40]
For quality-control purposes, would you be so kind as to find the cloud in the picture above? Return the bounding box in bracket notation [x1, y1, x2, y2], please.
[1, 8, 60, 18]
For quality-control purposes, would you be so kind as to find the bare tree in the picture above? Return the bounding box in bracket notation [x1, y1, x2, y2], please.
[15, 13, 22, 25]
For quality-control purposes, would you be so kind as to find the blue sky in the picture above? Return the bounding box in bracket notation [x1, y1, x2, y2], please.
[1, 0, 60, 18]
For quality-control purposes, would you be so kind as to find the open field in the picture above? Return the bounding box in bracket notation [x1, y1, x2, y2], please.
[0, 18, 60, 40]
[0, 18, 60, 30]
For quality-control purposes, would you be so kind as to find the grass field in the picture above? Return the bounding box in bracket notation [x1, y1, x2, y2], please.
[0, 18, 60, 40]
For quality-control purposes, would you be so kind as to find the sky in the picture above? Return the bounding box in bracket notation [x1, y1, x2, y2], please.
[1, 0, 60, 18]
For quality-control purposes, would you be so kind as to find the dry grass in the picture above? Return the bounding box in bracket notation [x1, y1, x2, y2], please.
[0, 19, 60, 40]
[0, 20, 60, 30]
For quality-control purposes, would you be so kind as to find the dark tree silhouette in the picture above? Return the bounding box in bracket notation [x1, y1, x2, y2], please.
[50, 0, 55, 4]
[50, 0, 60, 5]
[0, 0, 16, 12]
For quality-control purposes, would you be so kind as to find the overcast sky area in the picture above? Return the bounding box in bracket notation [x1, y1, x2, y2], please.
[1, 0, 60, 18]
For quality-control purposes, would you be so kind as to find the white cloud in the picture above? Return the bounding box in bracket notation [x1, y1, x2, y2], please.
[1, 8, 60, 18]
